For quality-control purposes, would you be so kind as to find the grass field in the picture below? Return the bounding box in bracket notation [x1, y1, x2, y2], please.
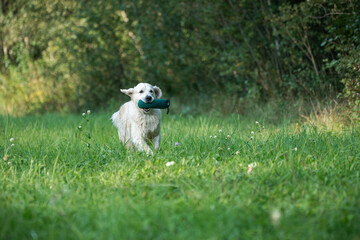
[0, 111, 359, 239]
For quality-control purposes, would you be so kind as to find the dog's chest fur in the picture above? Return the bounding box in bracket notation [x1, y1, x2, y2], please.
[137, 111, 160, 139]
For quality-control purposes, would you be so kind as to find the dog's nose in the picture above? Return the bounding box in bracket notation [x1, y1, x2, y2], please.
[145, 96, 152, 103]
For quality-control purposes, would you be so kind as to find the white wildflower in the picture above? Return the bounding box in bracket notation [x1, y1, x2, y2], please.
[210, 135, 212, 138]
[219, 129, 222, 134]
[166, 161, 175, 167]
[11, 144, 14, 147]
[255, 121, 259, 124]
[87, 110, 91, 115]
[251, 131, 255, 135]
[227, 135, 231, 139]
[10, 138, 14, 142]
[227, 147, 230, 151]
[248, 162, 258, 168]
[82, 113, 86, 116]
[214, 135, 217, 139]
[270, 209, 281, 225]
[236, 151, 240, 155]
[247, 162, 258, 174]
[294, 147, 298, 151]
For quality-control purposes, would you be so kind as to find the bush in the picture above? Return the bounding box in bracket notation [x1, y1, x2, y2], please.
[0, 57, 78, 115]
[0, 0, 359, 117]
[323, 2, 360, 119]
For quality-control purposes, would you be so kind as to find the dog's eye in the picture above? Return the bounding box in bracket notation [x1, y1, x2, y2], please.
[139, 90, 144, 93]
[150, 90, 153, 93]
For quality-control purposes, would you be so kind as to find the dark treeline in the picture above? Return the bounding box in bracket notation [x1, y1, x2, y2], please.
[0, 0, 359, 116]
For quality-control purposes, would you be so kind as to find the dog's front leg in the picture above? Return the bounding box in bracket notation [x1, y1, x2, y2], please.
[153, 134, 161, 151]
[131, 126, 153, 155]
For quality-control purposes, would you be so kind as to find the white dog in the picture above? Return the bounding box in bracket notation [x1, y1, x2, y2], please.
[112, 83, 162, 154]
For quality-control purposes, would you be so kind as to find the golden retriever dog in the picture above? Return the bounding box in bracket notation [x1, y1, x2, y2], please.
[111, 83, 162, 154]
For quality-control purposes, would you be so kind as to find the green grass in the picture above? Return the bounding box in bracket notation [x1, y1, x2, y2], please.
[0, 112, 359, 240]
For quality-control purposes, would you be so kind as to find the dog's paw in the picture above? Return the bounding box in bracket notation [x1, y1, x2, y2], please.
[145, 146, 154, 155]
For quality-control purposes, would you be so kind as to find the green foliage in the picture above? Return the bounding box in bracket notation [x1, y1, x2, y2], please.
[0, 0, 137, 113]
[0, 0, 359, 118]
[337, 47, 360, 119]
[321, 1, 360, 119]
[0, 113, 359, 239]
[0, 56, 77, 115]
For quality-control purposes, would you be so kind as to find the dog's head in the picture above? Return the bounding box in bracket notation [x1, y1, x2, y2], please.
[121, 83, 162, 113]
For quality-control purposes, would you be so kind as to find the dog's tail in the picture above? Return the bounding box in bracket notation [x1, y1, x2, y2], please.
[111, 111, 121, 129]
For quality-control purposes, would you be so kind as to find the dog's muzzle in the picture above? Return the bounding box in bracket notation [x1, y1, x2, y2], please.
[145, 95, 153, 103]
[142, 96, 153, 113]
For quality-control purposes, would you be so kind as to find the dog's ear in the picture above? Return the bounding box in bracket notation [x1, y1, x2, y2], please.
[120, 88, 134, 97]
[153, 86, 162, 99]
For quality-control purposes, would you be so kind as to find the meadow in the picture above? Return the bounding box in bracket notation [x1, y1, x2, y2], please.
[0, 111, 359, 239]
